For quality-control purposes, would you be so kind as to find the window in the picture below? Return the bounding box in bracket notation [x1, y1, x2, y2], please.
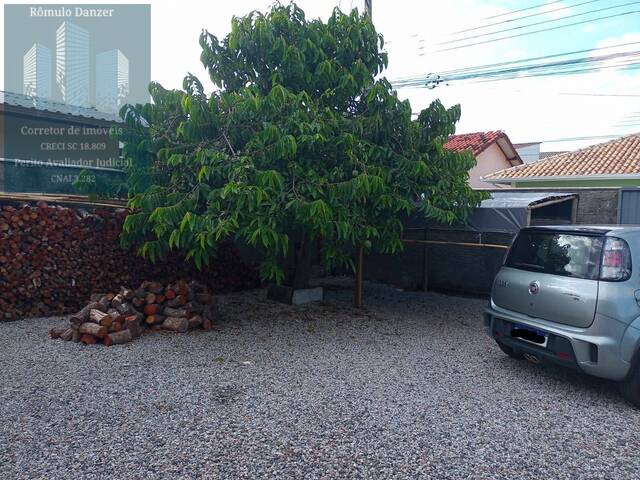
[506, 231, 604, 280]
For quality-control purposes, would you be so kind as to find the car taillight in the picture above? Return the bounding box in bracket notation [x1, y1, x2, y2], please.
[600, 237, 632, 281]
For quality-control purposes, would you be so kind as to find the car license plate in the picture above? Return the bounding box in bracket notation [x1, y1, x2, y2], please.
[510, 323, 548, 348]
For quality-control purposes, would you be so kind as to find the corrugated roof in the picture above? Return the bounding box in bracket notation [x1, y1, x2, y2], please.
[479, 191, 575, 209]
[483, 134, 640, 182]
[0, 90, 122, 123]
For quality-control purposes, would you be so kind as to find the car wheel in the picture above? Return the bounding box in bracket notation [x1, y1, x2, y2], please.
[621, 357, 640, 409]
[496, 340, 524, 360]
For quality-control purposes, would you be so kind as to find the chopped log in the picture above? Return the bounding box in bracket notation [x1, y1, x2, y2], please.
[120, 287, 135, 300]
[166, 297, 182, 308]
[162, 316, 188, 333]
[72, 330, 81, 343]
[80, 334, 97, 345]
[115, 301, 134, 315]
[163, 307, 188, 318]
[103, 329, 133, 347]
[70, 301, 101, 326]
[145, 314, 165, 325]
[148, 282, 164, 294]
[111, 294, 125, 309]
[176, 280, 188, 295]
[202, 318, 212, 331]
[165, 289, 176, 300]
[125, 312, 144, 323]
[49, 326, 68, 339]
[110, 321, 123, 333]
[187, 315, 203, 329]
[125, 318, 143, 338]
[79, 322, 108, 338]
[143, 304, 162, 316]
[60, 328, 74, 341]
[97, 296, 110, 311]
[90, 309, 110, 324]
[132, 297, 145, 308]
[144, 293, 156, 304]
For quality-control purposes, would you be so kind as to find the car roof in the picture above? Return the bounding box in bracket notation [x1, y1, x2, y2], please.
[523, 225, 640, 236]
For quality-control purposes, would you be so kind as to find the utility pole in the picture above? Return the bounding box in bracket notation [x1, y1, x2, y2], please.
[365, 0, 372, 19]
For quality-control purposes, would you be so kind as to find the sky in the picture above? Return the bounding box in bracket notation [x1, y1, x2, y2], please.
[2, 0, 640, 152]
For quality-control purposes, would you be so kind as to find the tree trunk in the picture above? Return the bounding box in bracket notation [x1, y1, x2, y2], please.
[288, 233, 316, 289]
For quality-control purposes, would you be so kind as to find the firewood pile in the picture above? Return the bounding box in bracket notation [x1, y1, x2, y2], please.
[49, 280, 217, 346]
[0, 201, 259, 321]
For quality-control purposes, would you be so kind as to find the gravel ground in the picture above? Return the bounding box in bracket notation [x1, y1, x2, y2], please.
[1, 278, 639, 480]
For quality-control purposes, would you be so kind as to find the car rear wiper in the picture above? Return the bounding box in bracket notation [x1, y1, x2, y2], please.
[511, 262, 544, 271]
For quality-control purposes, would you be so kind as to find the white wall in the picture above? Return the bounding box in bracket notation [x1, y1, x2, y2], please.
[468, 143, 513, 189]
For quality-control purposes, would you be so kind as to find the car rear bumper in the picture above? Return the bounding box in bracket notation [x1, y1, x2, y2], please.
[484, 304, 632, 381]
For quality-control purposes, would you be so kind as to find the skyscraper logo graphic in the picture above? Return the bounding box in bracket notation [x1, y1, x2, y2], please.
[55, 21, 90, 108]
[23, 43, 52, 99]
[96, 49, 129, 113]
[13, 13, 139, 113]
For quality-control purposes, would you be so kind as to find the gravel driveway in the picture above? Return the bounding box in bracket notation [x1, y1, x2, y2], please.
[1, 278, 639, 479]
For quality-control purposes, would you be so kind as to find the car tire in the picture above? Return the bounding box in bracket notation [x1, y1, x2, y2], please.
[621, 356, 640, 409]
[496, 340, 524, 359]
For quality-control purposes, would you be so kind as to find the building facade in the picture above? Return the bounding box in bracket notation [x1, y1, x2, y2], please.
[23, 43, 52, 99]
[55, 21, 90, 108]
[95, 49, 130, 114]
[444, 131, 523, 189]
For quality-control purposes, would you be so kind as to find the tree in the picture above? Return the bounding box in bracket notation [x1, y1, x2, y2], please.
[119, 3, 486, 289]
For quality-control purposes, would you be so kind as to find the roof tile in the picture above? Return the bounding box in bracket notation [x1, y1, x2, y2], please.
[484, 134, 640, 181]
[443, 131, 505, 157]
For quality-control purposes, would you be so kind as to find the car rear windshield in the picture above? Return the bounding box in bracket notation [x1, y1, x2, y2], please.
[505, 231, 604, 280]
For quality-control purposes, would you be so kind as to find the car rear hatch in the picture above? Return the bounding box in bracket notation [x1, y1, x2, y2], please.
[492, 228, 605, 328]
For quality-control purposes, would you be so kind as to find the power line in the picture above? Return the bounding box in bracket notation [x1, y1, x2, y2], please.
[452, 0, 603, 35]
[558, 92, 640, 97]
[484, 0, 564, 20]
[469, 60, 640, 85]
[437, 1, 640, 46]
[435, 9, 640, 53]
[426, 41, 640, 77]
[390, 50, 640, 89]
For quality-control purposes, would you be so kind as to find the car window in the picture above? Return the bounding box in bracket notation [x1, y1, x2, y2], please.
[506, 231, 603, 280]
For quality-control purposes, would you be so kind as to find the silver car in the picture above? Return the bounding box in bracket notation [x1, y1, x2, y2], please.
[484, 225, 640, 407]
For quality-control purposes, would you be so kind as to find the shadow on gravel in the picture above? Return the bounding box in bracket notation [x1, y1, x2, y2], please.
[495, 350, 626, 406]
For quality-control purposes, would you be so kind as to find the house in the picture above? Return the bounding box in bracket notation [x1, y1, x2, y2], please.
[0, 90, 124, 193]
[482, 134, 640, 188]
[444, 131, 523, 189]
